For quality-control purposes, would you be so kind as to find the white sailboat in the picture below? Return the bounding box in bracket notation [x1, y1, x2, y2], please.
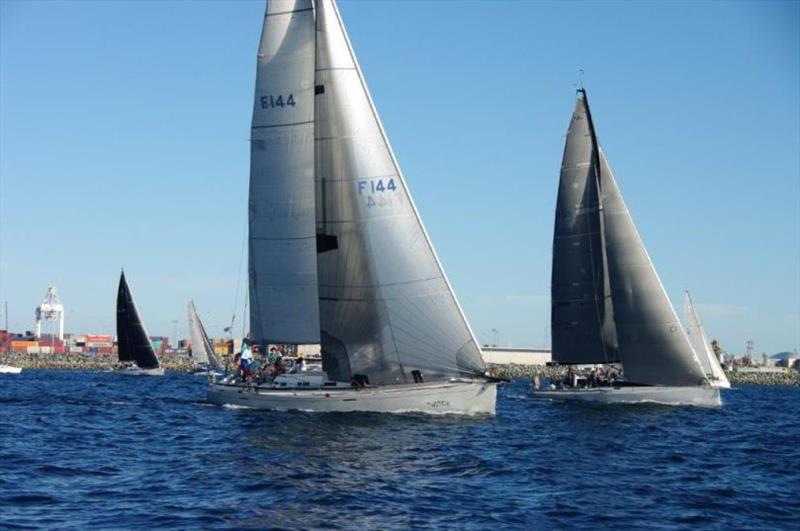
[187, 300, 224, 376]
[684, 291, 730, 389]
[0, 365, 22, 374]
[207, 0, 497, 415]
[532, 90, 720, 407]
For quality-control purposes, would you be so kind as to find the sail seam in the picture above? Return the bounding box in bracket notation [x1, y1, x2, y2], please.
[266, 7, 314, 18]
[252, 120, 314, 130]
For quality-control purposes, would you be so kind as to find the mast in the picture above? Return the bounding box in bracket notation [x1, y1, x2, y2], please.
[313, 0, 486, 385]
[248, 0, 320, 345]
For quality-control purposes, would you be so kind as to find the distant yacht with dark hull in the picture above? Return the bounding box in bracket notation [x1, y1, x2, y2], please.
[531, 90, 720, 408]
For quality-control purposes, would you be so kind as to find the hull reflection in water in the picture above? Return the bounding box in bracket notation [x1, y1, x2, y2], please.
[532, 385, 721, 408]
[115, 366, 165, 377]
[207, 380, 497, 415]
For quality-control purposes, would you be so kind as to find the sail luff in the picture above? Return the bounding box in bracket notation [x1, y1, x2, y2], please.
[248, 0, 320, 344]
[313, 0, 485, 385]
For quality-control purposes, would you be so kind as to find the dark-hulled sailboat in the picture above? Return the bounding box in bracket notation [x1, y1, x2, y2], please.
[116, 271, 164, 376]
[206, 0, 497, 414]
[532, 90, 720, 407]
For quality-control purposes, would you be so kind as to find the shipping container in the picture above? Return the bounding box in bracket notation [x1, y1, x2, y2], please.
[12, 340, 38, 348]
[27, 346, 41, 354]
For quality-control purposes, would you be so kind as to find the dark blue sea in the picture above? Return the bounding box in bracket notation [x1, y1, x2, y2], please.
[1, 371, 799, 530]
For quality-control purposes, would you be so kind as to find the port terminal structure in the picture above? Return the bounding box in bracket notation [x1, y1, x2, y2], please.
[34, 286, 64, 340]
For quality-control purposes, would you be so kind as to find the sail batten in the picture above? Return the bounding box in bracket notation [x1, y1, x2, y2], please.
[313, 0, 485, 385]
[248, 0, 320, 344]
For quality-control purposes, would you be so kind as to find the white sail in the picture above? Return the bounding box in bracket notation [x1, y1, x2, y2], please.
[248, 0, 320, 344]
[684, 291, 730, 388]
[187, 300, 221, 369]
[312, 0, 486, 385]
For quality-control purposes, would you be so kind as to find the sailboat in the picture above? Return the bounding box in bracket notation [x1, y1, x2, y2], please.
[187, 300, 224, 376]
[531, 90, 720, 407]
[116, 271, 165, 376]
[207, 0, 497, 415]
[684, 291, 730, 389]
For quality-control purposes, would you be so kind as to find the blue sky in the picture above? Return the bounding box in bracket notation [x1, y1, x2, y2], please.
[1, 0, 798, 356]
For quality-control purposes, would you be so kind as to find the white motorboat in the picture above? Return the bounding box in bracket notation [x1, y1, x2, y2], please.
[0, 364, 23, 374]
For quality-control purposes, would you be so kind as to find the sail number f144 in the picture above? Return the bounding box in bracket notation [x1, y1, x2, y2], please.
[260, 94, 296, 109]
[358, 178, 400, 209]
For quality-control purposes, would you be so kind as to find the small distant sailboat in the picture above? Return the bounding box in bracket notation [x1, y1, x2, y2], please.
[531, 89, 720, 407]
[187, 300, 223, 377]
[116, 271, 164, 376]
[684, 291, 730, 389]
[0, 365, 22, 374]
[206, 0, 497, 415]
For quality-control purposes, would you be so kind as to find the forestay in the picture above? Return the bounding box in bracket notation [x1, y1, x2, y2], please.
[116, 272, 160, 370]
[187, 300, 221, 369]
[551, 94, 619, 365]
[313, 0, 486, 385]
[249, 0, 320, 344]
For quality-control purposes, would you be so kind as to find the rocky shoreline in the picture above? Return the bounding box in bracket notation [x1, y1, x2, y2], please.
[2, 354, 798, 387]
[487, 363, 800, 387]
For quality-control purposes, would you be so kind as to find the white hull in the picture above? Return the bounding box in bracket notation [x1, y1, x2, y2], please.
[532, 385, 721, 408]
[116, 366, 165, 376]
[0, 365, 23, 374]
[207, 379, 497, 416]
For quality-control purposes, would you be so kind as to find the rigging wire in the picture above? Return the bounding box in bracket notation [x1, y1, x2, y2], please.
[226, 215, 248, 338]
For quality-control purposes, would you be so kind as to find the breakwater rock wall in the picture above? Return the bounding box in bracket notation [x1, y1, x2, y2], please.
[0, 353, 195, 372]
[487, 363, 800, 387]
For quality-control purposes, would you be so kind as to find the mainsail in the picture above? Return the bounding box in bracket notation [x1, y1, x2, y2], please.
[312, 0, 486, 385]
[551, 94, 618, 364]
[116, 272, 160, 370]
[684, 291, 730, 387]
[248, 0, 320, 344]
[187, 300, 221, 369]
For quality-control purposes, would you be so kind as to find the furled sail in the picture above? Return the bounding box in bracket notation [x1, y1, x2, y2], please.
[187, 300, 222, 369]
[684, 291, 730, 388]
[116, 272, 160, 369]
[248, 0, 320, 344]
[313, 0, 486, 385]
[551, 93, 619, 364]
[598, 149, 707, 386]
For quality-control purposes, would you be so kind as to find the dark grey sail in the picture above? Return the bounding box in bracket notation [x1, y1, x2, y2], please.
[116, 272, 160, 369]
[313, 0, 486, 385]
[551, 92, 619, 364]
[598, 149, 707, 386]
[248, 0, 320, 344]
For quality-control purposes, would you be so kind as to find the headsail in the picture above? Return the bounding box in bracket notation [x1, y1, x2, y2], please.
[248, 0, 320, 344]
[187, 300, 222, 369]
[313, 0, 485, 385]
[684, 291, 730, 388]
[598, 148, 707, 386]
[551, 93, 619, 364]
[116, 272, 160, 370]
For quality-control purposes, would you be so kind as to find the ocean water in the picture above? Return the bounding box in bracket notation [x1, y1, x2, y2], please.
[1, 371, 798, 530]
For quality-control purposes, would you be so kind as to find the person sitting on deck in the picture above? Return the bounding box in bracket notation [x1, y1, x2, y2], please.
[290, 356, 305, 374]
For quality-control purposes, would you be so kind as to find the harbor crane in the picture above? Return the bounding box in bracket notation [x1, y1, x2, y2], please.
[35, 286, 65, 340]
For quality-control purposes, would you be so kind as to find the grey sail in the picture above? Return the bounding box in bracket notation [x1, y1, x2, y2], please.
[551, 94, 619, 364]
[187, 300, 221, 369]
[598, 148, 707, 386]
[313, 0, 486, 385]
[248, 0, 320, 344]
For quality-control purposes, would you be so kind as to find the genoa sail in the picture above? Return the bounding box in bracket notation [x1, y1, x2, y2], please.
[684, 291, 730, 388]
[551, 94, 619, 365]
[116, 272, 160, 370]
[248, 0, 320, 344]
[187, 300, 222, 369]
[313, 0, 486, 385]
